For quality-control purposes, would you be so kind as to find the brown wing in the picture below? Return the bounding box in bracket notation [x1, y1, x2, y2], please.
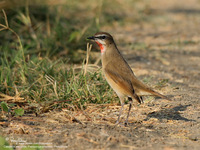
[104, 53, 136, 79]
[104, 68, 133, 94]
[104, 67, 142, 103]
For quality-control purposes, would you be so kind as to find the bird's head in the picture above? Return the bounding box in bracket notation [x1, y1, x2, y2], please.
[87, 32, 114, 54]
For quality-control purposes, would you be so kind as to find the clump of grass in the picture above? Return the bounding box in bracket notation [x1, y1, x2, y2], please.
[1, 0, 136, 116]
[0, 43, 117, 115]
[0, 10, 117, 116]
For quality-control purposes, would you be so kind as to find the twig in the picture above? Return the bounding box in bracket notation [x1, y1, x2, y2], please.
[2, 9, 8, 27]
[1, 9, 23, 50]
[84, 43, 92, 76]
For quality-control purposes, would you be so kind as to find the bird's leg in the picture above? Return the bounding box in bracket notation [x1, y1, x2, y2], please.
[115, 100, 124, 125]
[124, 97, 133, 126]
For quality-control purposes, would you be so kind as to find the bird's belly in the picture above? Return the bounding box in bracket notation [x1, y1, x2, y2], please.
[104, 73, 127, 98]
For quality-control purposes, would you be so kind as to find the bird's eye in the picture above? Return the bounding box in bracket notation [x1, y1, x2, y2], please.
[101, 36, 106, 39]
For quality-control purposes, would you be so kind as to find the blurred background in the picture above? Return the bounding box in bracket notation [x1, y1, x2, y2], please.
[1, 0, 200, 63]
[0, 0, 140, 63]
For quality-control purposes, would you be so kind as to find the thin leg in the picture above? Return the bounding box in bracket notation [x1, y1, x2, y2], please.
[124, 100, 133, 125]
[115, 103, 124, 125]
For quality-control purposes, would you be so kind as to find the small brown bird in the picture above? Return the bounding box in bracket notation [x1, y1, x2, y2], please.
[87, 32, 171, 125]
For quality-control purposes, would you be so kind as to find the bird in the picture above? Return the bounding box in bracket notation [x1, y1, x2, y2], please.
[87, 32, 171, 125]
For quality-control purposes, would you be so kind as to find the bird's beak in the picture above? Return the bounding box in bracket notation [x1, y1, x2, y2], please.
[87, 36, 95, 40]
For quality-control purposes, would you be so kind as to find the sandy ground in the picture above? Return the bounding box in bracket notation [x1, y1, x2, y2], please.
[1, 0, 200, 149]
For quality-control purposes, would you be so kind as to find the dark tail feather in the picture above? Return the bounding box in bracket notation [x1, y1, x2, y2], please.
[128, 94, 143, 104]
[133, 94, 143, 104]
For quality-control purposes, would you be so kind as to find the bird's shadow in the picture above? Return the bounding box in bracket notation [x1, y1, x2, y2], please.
[144, 104, 195, 122]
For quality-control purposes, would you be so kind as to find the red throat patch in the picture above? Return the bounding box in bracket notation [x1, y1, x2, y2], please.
[96, 41, 105, 53]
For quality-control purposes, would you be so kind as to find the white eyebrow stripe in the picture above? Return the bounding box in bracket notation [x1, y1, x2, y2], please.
[95, 34, 107, 38]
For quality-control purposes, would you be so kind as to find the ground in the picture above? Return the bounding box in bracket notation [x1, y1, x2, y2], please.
[1, 0, 200, 149]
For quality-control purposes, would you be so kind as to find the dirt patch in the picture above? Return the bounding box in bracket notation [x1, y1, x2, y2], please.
[1, 0, 200, 149]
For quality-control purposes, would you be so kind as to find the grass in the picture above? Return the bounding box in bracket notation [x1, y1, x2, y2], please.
[0, 37, 117, 115]
[0, 0, 130, 117]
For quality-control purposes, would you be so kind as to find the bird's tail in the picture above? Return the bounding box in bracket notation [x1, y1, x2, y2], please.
[143, 88, 172, 101]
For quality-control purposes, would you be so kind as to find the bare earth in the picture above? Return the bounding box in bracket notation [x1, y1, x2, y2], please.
[1, 0, 200, 149]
